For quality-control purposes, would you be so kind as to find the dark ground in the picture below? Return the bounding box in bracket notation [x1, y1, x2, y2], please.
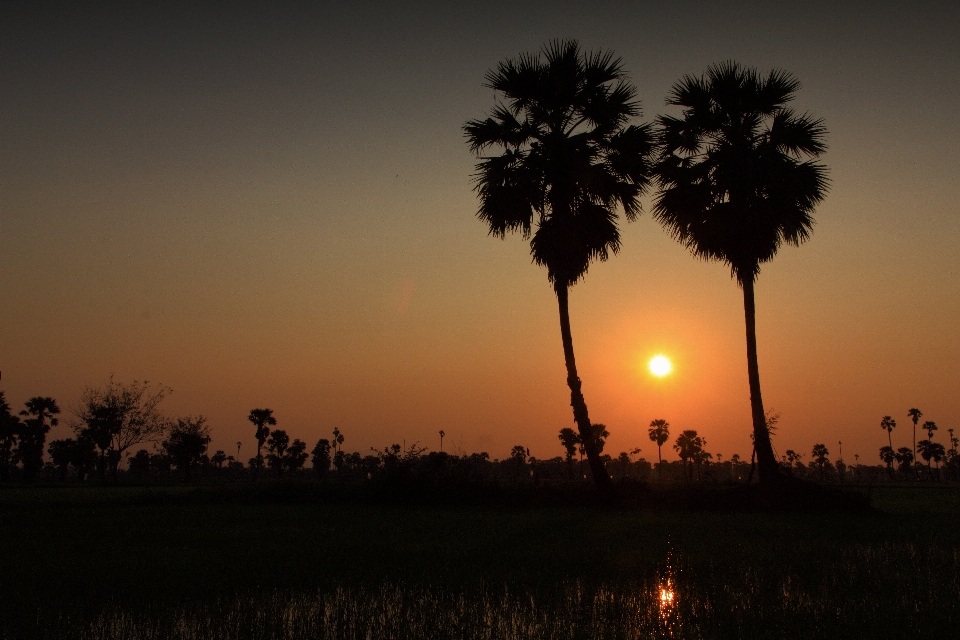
[1, 482, 958, 638]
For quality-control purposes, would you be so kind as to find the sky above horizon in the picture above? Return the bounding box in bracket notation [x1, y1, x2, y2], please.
[2, 1, 958, 465]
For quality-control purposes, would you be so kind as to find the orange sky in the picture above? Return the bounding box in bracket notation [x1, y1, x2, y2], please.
[2, 2, 958, 465]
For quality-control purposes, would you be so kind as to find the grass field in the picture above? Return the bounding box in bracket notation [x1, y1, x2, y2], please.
[1, 482, 958, 639]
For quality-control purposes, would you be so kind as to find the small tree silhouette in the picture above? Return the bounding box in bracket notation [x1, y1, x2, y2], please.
[0, 392, 21, 481]
[648, 419, 670, 481]
[879, 445, 895, 473]
[18, 397, 60, 481]
[266, 429, 290, 476]
[247, 408, 276, 479]
[811, 443, 830, 481]
[894, 447, 914, 475]
[673, 430, 705, 481]
[311, 438, 331, 478]
[163, 416, 211, 481]
[558, 428, 579, 479]
[907, 408, 922, 479]
[880, 416, 896, 452]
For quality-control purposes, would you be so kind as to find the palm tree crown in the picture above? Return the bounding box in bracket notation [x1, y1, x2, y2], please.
[654, 61, 828, 285]
[464, 39, 654, 288]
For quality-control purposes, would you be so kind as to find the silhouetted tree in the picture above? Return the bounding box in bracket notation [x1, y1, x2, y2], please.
[880, 416, 896, 452]
[439, 430, 445, 453]
[285, 439, 308, 473]
[464, 40, 654, 491]
[558, 427, 579, 478]
[311, 438, 331, 478]
[128, 449, 151, 477]
[247, 408, 276, 479]
[907, 408, 922, 476]
[653, 62, 828, 486]
[921, 420, 937, 441]
[17, 397, 60, 481]
[673, 430, 705, 481]
[0, 392, 21, 481]
[895, 447, 914, 475]
[782, 449, 803, 476]
[879, 445, 895, 473]
[917, 439, 945, 478]
[211, 450, 227, 469]
[811, 443, 830, 481]
[75, 379, 172, 480]
[648, 419, 670, 480]
[265, 429, 289, 475]
[47, 438, 76, 480]
[163, 416, 211, 481]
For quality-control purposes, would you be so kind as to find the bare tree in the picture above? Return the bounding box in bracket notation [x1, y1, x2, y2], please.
[75, 379, 172, 480]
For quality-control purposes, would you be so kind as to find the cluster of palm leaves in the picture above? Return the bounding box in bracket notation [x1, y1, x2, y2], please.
[465, 40, 828, 489]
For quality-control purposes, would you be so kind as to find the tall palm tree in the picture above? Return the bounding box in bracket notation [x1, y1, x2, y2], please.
[465, 40, 654, 490]
[648, 419, 670, 480]
[881, 415, 896, 450]
[653, 62, 828, 486]
[907, 408, 922, 477]
[247, 408, 276, 479]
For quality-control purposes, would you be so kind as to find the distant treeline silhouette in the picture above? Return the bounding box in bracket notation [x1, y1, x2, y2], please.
[1, 381, 957, 486]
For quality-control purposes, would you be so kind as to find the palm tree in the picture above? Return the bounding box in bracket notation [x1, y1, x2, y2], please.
[652, 62, 828, 486]
[811, 443, 830, 481]
[880, 415, 896, 450]
[464, 40, 654, 490]
[247, 408, 276, 479]
[648, 419, 670, 480]
[907, 408, 922, 477]
[922, 420, 937, 440]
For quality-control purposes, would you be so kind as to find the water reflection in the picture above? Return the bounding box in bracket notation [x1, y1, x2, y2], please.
[25, 544, 956, 639]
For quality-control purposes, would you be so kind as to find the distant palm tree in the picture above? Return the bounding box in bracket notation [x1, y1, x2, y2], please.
[811, 443, 830, 481]
[247, 408, 276, 479]
[879, 445, 895, 471]
[648, 419, 670, 480]
[880, 416, 896, 451]
[653, 62, 828, 486]
[438, 430, 445, 453]
[465, 40, 654, 490]
[673, 430, 705, 481]
[922, 420, 937, 441]
[907, 408, 922, 477]
[558, 427, 579, 478]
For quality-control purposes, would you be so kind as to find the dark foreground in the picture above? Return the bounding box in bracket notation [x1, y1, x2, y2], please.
[1, 483, 958, 639]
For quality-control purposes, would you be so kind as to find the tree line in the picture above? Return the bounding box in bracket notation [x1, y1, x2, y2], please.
[2, 379, 957, 485]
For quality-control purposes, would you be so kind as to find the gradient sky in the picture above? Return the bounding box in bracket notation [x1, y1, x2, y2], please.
[2, 1, 958, 465]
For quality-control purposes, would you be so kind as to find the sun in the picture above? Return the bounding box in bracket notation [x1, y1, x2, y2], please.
[649, 355, 672, 377]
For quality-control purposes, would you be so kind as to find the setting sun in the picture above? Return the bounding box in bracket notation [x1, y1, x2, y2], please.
[649, 355, 672, 377]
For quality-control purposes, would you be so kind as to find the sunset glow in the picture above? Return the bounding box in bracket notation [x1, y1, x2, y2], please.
[649, 356, 672, 377]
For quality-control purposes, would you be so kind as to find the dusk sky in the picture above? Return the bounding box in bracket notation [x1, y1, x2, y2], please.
[2, 1, 958, 465]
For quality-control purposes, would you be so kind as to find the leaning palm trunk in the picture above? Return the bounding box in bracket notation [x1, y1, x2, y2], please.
[556, 285, 612, 490]
[742, 278, 780, 485]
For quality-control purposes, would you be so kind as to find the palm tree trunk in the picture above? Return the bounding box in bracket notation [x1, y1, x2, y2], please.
[555, 284, 612, 491]
[657, 446, 662, 481]
[742, 277, 781, 485]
